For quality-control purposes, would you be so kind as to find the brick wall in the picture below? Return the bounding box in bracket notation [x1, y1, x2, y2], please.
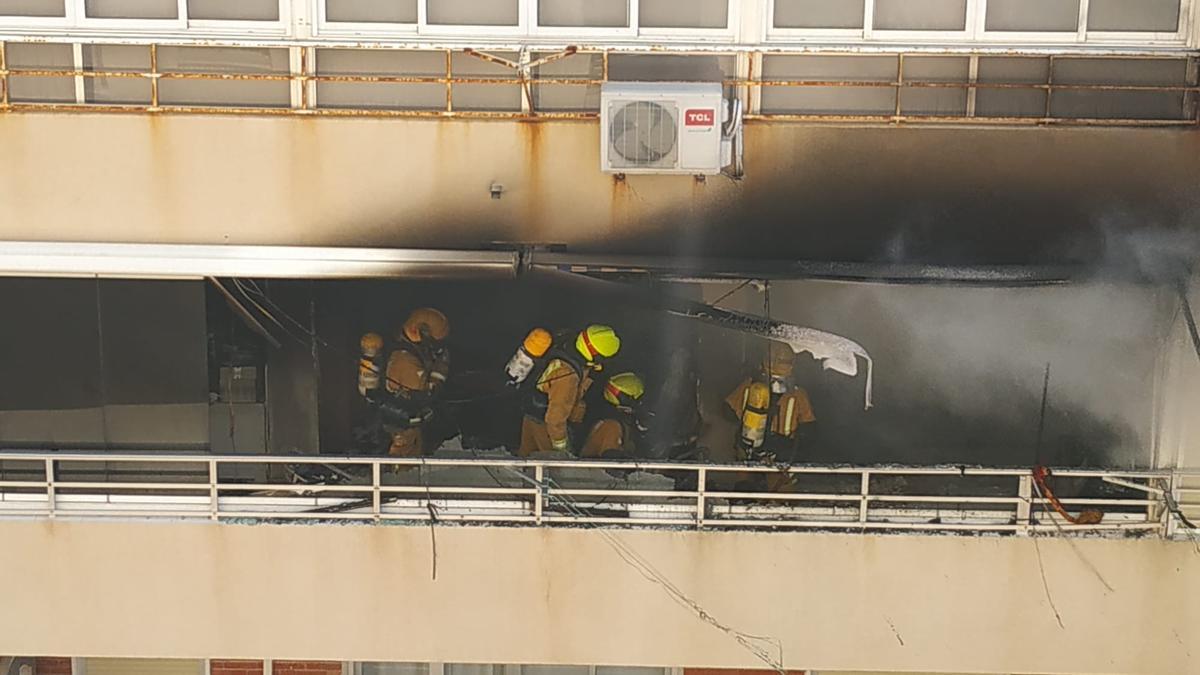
[271, 662, 344, 675]
[33, 657, 72, 675]
[210, 660, 265, 675]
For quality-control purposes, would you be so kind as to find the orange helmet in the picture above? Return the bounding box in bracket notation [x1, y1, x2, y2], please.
[360, 332, 384, 357]
[764, 341, 795, 379]
[401, 308, 450, 343]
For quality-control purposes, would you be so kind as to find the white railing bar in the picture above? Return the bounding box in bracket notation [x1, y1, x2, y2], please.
[379, 486, 538, 496]
[215, 483, 371, 492]
[1035, 497, 1161, 506]
[1101, 476, 1165, 495]
[44, 458, 55, 519]
[379, 514, 539, 523]
[0, 481, 49, 488]
[542, 516, 699, 526]
[549, 489, 693, 498]
[47, 481, 217, 490]
[866, 495, 1024, 504]
[0, 451, 1170, 478]
[706, 491, 863, 501]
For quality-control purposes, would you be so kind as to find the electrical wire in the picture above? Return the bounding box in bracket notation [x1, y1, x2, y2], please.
[498, 465, 787, 674]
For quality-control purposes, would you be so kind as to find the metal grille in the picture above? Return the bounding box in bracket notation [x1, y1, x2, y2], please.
[0, 41, 1196, 127]
[608, 100, 677, 168]
[0, 450, 1184, 538]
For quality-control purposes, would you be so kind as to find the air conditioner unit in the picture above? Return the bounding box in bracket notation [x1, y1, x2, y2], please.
[601, 82, 737, 175]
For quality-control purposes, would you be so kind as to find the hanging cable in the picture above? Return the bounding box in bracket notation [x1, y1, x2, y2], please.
[498, 465, 787, 674]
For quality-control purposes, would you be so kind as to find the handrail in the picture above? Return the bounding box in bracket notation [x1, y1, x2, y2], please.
[0, 450, 1181, 537]
[0, 41, 1195, 127]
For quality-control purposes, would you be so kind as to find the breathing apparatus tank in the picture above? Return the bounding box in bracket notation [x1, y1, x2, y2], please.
[738, 381, 771, 451]
[505, 328, 553, 386]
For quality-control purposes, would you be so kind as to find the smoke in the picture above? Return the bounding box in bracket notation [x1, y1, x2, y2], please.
[690, 276, 1175, 469]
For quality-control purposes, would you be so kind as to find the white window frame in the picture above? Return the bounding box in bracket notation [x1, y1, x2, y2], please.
[973, 0, 1085, 44]
[866, 0, 981, 43]
[530, 0, 638, 39]
[0, 0, 76, 28]
[1083, 0, 1193, 46]
[975, 0, 1193, 45]
[0, 0, 291, 34]
[634, 0, 740, 42]
[313, 0, 528, 39]
[186, 0, 292, 37]
[764, 0, 870, 41]
[764, 0, 1195, 46]
[76, 0, 188, 30]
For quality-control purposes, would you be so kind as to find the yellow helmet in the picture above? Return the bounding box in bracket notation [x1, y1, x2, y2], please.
[575, 324, 620, 362]
[764, 341, 795, 379]
[360, 332, 384, 357]
[401, 308, 450, 343]
[604, 372, 645, 407]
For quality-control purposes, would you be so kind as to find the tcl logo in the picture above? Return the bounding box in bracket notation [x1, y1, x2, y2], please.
[684, 109, 715, 127]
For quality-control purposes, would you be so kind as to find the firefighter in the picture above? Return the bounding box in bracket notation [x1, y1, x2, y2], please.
[726, 341, 815, 488]
[362, 308, 451, 458]
[580, 371, 647, 460]
[517, 324, 621, 457]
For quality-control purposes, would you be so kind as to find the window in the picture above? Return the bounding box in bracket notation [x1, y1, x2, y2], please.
[449, 51, 521, 111]
[5, 42, 74, 103]
[1050, 57, 1189, 119]
[1088, 0, 1181, 32]
[188, 0, 279, 21]
[873, 0, 967, 31]
[84, 0, 178, 19]
[975, 56, 1049, 117]
[428, 0, 518, 25]
[985, 0, 1080, 32]
[83, 44, 152, 104]
[531, 51, 602, 112]
[325, 0, 417, 24]
[773, 0, 864, 29]
[0, 0, 65, 16]
[900, 56, 969, 115]
[639, 0, 728, 29]
[156, 46, 290, 107]
[761, 54, 897, 115]
[537, 0, 628, 27]
[315, 49, 445, 110]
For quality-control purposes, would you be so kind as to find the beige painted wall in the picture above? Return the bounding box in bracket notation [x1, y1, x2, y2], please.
[0, 520, 1195, 675]
[0, 114, 1197, 263]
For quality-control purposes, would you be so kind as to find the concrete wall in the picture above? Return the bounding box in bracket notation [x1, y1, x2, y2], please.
[1, 114, 1198, 266]
[0, 520, 1195, 674]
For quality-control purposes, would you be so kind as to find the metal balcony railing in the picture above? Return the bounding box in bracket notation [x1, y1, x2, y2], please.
[0, 42, 1196, 127]
[0, 451, 1190, 539]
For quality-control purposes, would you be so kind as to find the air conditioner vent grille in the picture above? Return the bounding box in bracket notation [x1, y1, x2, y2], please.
[608, 100, 679, 168]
